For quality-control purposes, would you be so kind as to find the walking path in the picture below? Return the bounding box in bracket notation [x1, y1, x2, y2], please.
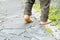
[0, 0, 60, 40]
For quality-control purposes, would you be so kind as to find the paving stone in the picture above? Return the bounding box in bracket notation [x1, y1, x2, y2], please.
[21, 37, 31, 40]
[53, 32, 60, 40]
[0, 26, 4, 31]
[0, 32, 22, 40]
[39, 37, 56, 40]
[45, 24, 60, 40]
[23, 25, 55, 40]
[31, 37, 39, 40]
[0, 29, 26, 35]
[8, 36, 22, 40]
[3, 18, 34, 29]
[0, 0, 24, 20]
[0, 37, 6, 40]
[20, 31, 32, 38]
[0, 0, 58, 40]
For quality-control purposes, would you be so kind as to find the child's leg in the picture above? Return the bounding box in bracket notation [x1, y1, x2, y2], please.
[24, 0, 35, 23]
[24, 0, 35, 16]
[40, 0, 51, 25]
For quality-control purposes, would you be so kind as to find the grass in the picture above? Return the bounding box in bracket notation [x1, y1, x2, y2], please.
[33, 3, 41, 12]
[45, 27, 53, 34]
[51, 21, 58, 25]
[56, 25, 60, 29]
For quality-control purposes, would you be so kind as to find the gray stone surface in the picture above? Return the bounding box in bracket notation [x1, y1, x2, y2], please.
[0, 0, 58, 40]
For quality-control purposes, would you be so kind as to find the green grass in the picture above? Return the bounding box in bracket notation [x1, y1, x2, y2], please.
[51, 21, 58, 25]
[49, 6, 60, 21]
[56, 25, 60, 29]
[33, 3, 41, 12]
[45, 27, 53, 34]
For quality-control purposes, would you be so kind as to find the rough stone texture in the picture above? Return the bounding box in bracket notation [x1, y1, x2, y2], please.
[0, 0, 59, 40]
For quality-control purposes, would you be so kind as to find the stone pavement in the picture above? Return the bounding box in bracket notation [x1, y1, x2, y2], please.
[0, 0, 59, 40]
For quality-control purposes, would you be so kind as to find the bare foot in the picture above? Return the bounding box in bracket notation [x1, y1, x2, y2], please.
[40, 19, 51, 25]
[24, 15, 33, 23]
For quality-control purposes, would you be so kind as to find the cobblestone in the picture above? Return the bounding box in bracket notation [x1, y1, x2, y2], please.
[0, 0, 58, 40]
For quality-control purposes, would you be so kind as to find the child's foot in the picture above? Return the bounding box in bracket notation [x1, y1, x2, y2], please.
[40, 19, 51, 25]
[24, 15, 33, 23]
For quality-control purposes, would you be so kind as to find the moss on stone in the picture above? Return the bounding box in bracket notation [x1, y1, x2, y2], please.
[45, 27, 53, 35]
[56, 25, 60, 29]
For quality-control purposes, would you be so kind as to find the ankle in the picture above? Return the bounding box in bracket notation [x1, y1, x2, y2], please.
[24, 15, 29, 16]
[24, 15, 30, 18]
